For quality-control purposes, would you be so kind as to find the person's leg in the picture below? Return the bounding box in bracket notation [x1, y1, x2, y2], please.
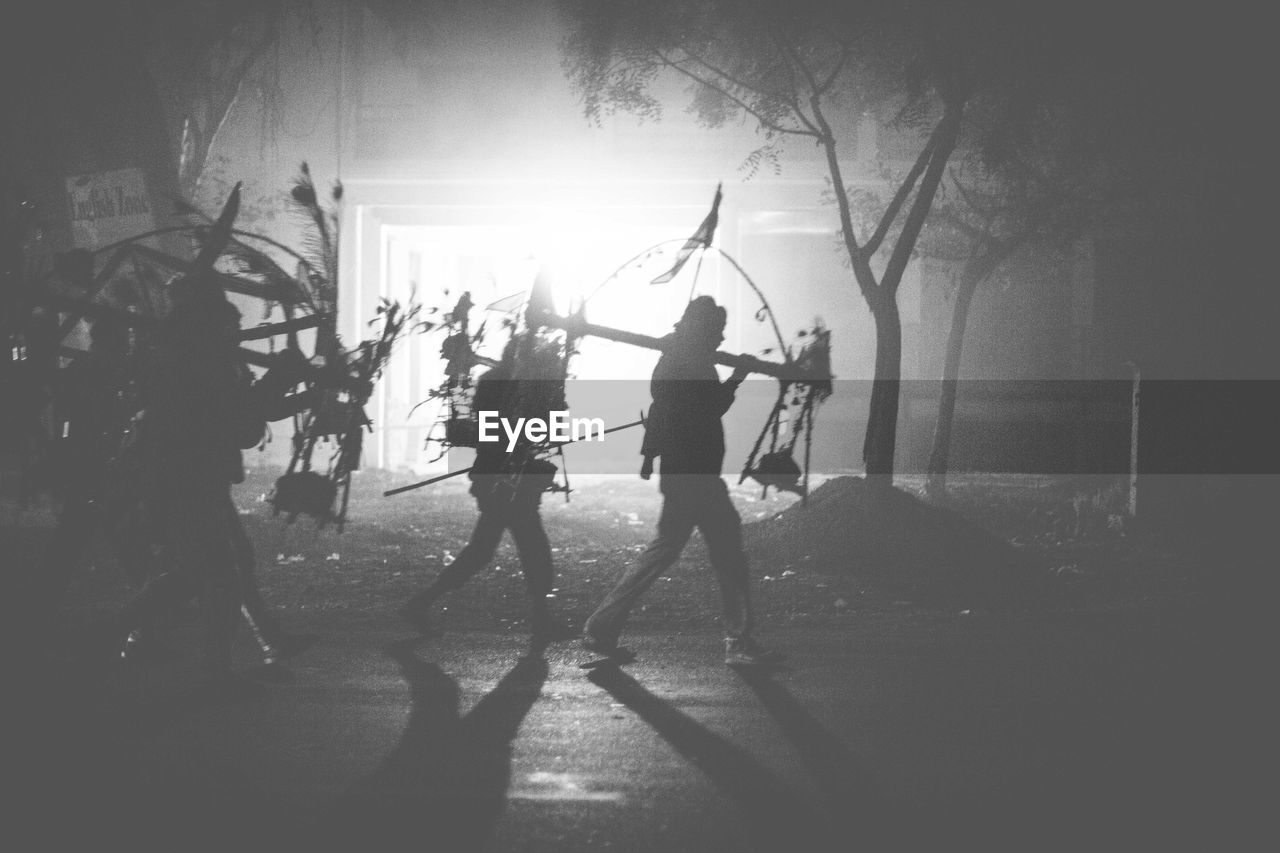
[694, 480, 781, 665]
[583, 488, 694, 646]
[508, 501, 554, 600]
[695, 478, 753, 642]
[146, 477, 239, 675]
[402, 500, 507, 629]
[507, 500, 576, 637]
[223, 495, 288, 662]
[430, 507, 507, 593]
[229, 501, 273, 626]
[111, 493, 190, 662]
[116, 485, 197, 640]
[190, 488, 241, 674]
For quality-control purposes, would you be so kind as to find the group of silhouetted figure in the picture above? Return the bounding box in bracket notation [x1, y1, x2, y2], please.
[20, 270, 298, 693]
[21, 268, 782, 697]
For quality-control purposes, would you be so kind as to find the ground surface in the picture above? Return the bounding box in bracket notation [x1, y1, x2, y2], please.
[3, 466, 1265, 850]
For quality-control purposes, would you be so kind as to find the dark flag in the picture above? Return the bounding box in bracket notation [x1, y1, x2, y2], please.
[651, 183, 722, 285]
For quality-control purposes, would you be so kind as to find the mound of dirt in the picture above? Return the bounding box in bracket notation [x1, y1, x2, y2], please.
[744, 476, 1048, 607]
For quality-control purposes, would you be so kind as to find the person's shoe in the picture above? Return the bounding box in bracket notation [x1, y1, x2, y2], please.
[579, 634, 635, 669]
[724, 637, 785, 667]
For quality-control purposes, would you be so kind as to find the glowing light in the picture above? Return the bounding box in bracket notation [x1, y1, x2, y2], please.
[371, 202, 726, 471]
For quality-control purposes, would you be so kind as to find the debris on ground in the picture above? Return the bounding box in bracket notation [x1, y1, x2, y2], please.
[743, 476, 1050, 607]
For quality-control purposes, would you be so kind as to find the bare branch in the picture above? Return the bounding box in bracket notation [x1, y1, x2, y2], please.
[863, 130, 940, 258]
[882, 105, 964, 297]
[816, 42, 852, 95]
[765, 33, 825, 135]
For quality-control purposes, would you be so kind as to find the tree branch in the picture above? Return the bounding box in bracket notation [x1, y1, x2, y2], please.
[863, 130, 940, 258]
[766, 33, 826, 135]
[653, 48, 819, 138]
[882, 104, 964, 297]
[668, 39, 799, 111]
[782, 42, 881, 308]
[184, 8, 280, 195]
[816, 42, 851, 95]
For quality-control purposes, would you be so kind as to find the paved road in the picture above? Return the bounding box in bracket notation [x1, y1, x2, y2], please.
[13, 605, 1255, 851]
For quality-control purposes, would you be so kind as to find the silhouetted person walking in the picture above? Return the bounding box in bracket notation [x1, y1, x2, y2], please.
[402, 334, 575, 641]
[582, 296, 782, 667]
[109, 274, 262, 691]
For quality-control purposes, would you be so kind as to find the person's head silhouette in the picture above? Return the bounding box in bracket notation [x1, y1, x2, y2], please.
[672, 296, 727, 352]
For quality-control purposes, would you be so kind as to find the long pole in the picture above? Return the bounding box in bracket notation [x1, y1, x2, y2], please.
[383, 417, 646, 497]
[531, 309, 823, 383]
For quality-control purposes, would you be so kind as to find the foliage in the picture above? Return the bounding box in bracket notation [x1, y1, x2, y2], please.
[558, 0, 919, 173]
[557, 0, 984, 479]
[287, 162, 342, 316]
[556, 1, 1193, 482]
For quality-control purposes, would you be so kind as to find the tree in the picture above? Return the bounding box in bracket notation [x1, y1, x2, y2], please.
[141, 0, 288, 201]
[1, 0, 290, 255]
[918, 152, 1099, 501]
[557, 0, 1072, 486]
[913, 0, 1275, 499]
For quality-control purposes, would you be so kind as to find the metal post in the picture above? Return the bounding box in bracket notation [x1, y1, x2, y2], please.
[1128, 362, 1140, 518]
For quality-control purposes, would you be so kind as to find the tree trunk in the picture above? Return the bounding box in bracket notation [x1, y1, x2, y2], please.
[856, 104, 963, 491]
[862, 295, 902, 490]
[925, 271, 978, 501]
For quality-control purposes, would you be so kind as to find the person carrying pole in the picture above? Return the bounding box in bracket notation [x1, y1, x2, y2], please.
[580, 296, 784, 668]
[401, 332, 576, 642]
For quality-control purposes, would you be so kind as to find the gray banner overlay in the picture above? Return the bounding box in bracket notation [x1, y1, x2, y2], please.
[436, 379, 1279, 476]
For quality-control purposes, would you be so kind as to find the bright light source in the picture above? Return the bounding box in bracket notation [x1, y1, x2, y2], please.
[371, 203, 723, 471]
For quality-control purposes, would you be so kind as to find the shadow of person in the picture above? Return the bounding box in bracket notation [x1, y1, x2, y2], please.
[322, 637, 548, 850]
[586, 666, 841, 852]
[732, 666, 898, 848]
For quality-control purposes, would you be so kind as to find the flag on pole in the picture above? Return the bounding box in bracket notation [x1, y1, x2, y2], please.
[651, 183, 722, 285]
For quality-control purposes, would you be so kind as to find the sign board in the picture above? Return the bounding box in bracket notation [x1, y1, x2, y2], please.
[65, 167, 157, 250]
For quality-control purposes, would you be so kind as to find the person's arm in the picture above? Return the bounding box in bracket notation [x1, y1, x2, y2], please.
[640, 355, 682, 478]
[714, 364, 750, 415]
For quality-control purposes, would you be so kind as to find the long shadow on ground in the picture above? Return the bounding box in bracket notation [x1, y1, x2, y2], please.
[731, 667, 897, 846]
[316, 637, 548, 851]
[587, 665, 849, 852]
